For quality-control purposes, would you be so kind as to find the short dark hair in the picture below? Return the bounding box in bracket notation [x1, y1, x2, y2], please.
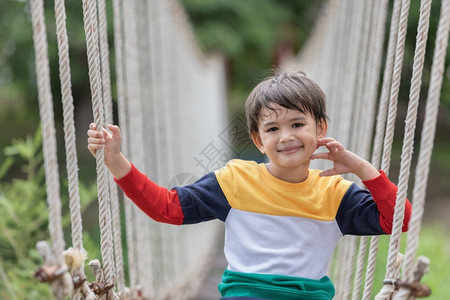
[245, 70, 328, 136]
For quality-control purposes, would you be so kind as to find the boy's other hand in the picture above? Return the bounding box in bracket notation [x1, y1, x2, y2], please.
[310, 138, 379, 181]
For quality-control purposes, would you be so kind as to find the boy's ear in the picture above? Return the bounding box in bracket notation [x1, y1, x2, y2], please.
[316, 118, 328, 138]
[251, 132, 265, 154]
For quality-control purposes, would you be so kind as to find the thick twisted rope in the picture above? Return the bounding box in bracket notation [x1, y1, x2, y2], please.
[380, 0, 411, 173]
[361, 1, 403, 298]
[352, 2, 389, 299]
[110, 0, 140, 296]
[368, 1, 411, 298]
[53, 0, 83, 252]
[376, 0, 432, 298]
[395, 0, 450, 298]
[53, 0, 94, 298]
[80, 0, 117, 298]
[30, 0, 72, 298]
[96, 0, 126, 296]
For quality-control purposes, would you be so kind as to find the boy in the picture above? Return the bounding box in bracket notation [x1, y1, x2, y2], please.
[87, 71, 411, 299]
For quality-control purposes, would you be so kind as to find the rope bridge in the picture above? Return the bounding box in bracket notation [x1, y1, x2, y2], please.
[30, 0, 449, 299]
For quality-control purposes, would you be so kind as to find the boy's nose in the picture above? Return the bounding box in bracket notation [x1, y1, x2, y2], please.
[279, 130, 295, 143]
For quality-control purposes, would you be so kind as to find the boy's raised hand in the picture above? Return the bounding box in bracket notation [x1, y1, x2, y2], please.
[310, 138, 379, 181]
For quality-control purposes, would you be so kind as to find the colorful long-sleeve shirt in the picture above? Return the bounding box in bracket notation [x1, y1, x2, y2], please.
[115, 159, 412, 299]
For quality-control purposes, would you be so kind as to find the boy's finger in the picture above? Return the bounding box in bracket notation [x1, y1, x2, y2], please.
[87, 129, 103, 139]
[316, 137, 335, 146]
[108, 124, 121, 140]
[310, 152, 330, 160]
[87, 136, 105, 145]
[324, 141, 343, 151]
[319, 169, 338, 177]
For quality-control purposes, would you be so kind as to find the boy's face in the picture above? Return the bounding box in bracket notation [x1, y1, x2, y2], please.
[251, 104, 327, 180]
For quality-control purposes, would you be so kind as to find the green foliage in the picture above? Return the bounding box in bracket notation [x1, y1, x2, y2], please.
[181, 0, 324, 104]
[0, 127, 52, 299]
[0, 128, 99, 299]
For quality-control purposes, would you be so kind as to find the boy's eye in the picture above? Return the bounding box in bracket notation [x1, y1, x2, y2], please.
[292, 123, 303, 128]
[266, 127, 278, 132]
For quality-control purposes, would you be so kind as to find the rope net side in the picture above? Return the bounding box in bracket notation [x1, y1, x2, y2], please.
[288, 0, 449, 299]
[31, 0, 225, 299]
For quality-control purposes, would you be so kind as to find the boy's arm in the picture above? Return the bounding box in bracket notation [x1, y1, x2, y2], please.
[88, 123, 231, 225]
[115, 164, 231, 225]
[362, 171, 412, 233]
[114, 164, 184, 225]
[312, 137, 412, 234]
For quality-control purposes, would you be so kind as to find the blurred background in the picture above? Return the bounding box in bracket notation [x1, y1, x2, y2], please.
[0, 0, 449, 299]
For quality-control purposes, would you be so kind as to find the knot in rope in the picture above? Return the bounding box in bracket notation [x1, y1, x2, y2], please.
[382, 278, 431, 298]
[35, 241, 73, 298]
[64, 247, 96, 299]
[33, 264, 68, 283]
[89, 259, 119, 299]
[89, 281, 115, 296]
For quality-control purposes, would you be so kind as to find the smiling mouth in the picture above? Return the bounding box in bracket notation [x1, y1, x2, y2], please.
[278, 146, 302, 154]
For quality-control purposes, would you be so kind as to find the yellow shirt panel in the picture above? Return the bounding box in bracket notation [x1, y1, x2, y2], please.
[215, 160, 353, 221]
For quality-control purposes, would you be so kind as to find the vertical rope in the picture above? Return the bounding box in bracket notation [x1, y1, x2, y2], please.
[380, 0, 411, 173]
[110, 0, 136, 297]
[80, 0, 117, 298]
[30, 0, 72, 298]
[96, 0, 126, 296]
[362, 1, 403, 298]
[352, 2, 389, 296]
[352, 236, 369, 300]
[369, 2, 411, 298]
[53, 0, 82, 252]
[53, 0, 95, 297]
[376, 0, 432, 298]
[395, 0, 450, 298]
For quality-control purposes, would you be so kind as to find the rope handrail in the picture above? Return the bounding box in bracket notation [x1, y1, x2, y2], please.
[53, 0, 94, 297]
[30, 0, 73, 298]
[80, 0, 118, 298]
[376, 1, 432, 298]
[362, 0, 403, 297]
[352, 1, 389, 298]
[395, 0, 450, 298]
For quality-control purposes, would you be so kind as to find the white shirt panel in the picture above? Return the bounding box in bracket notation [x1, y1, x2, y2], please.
[224, 208, 343, 279]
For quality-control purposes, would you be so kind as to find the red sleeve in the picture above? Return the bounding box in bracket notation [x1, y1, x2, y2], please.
[114, 164, 184, 225]
[362, 171, 412, 234]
